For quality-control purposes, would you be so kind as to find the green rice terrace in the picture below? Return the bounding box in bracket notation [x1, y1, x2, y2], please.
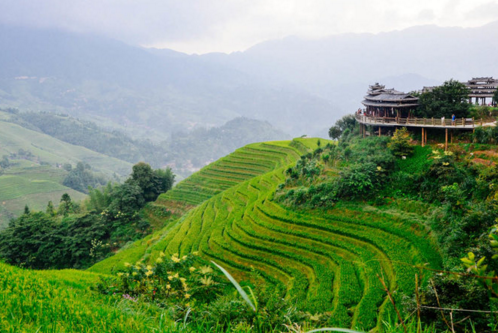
[88, 138, 442, 331]
[2, 133, 498, 332]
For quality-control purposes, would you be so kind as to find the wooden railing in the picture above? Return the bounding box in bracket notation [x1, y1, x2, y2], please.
[355, 114, 481, 128]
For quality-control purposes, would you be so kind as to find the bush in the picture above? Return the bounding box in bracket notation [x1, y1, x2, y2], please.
[387, 127, 414, 158]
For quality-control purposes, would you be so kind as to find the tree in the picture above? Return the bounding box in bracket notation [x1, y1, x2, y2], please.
[328, 114, 356, 140]
[46, 201, 56, 216]
[59, 193, 73, 217]
[416, 79, 470, 118]
[493, 89, 498, 106]
[336, 114, 356, 132]
[387, 127, 414, 157]
[127, 162, 175, 203]
[328, 126, 342, 140]
[154, 167, 175, 194]
[0, 156, 9, 169]
[0, 212, 61, 269]
[63, 162, 105, 193]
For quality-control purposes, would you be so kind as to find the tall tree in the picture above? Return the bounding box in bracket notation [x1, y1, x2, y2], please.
[328, 114, 356, 140]
[416, 79, 470, 118]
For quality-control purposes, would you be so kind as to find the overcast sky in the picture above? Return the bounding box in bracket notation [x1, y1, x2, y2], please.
[1, 0, 497, 54]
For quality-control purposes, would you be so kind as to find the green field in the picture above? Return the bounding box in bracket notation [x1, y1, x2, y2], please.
[0, 162, 87, 228]
[0, 111, 135, 227]
[89, 138, 442, 331]
[0, 262, 174, 332]
[0, 114, 132, 177]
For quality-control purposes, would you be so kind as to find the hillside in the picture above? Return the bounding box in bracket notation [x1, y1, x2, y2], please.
[0, 163, 86, 229]
[0, 26, 335, 138]
[89, 138, 442, 331]
[0, 111, 134, 227]
[0, 115, 132, 176]
[0, 262, 174, 331]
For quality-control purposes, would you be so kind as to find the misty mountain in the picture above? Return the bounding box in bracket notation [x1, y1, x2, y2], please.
[201, 21, 498, 112]
[1, 22, 496, 142]
[0, 25, 336, 139]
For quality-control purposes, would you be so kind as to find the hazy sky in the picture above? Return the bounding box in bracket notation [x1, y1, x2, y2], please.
[1, 0, 497, 54]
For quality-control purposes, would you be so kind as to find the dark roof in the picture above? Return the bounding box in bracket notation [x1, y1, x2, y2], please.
[364, 93, 418, 102]
[362, 101, 418, 108]
[362, 82, 419, 108]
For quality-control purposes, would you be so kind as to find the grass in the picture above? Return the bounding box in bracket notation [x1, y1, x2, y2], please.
[0, 262, 176, 332]
[0, 162, 87, 229]
[0, 115, 132, 177]
[89, 138, 441, 332]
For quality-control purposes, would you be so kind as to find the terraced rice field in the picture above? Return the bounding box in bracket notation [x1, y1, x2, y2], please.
[150, 141, 305, 215]
[0, 263, 170, 332]
[90, 138, 442, 331]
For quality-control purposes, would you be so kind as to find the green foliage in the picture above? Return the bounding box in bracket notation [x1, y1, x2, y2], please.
[0, 211, 109, 269]
[329, 114, 356, 140]
[387, 127, 414, 158]
[98, 252, 225, 306]
[46, 200, 55, 216]
[469, 105, 491, 119]
[127, 162, 175, 203]
[0, 262, 177, 332]
[416, 79, 471, 118]
[395, 146, 432, 174]
[87, 183, 114, 213]
[62, 161, 107, 193]
[10, 111, 170, 168]
[461, 224, 498, 301]
[11, 138, 498, 331]
[0, 162, 174, 269]
[337, 162, 378, 198]
[472, 126, 498, 144]
[494, 89, 498, 105]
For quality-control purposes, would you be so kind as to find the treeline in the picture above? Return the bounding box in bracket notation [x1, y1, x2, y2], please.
[7, 111, 168, 168]
[4, 110, 288, 176]
[0, 162, 175, 269]
[62, 162, 107, 193]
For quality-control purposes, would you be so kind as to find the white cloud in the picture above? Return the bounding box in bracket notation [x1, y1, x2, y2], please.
[0, 0, 496, 53]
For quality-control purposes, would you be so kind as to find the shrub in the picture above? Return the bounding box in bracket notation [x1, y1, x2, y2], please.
[387, 127, 414, 158]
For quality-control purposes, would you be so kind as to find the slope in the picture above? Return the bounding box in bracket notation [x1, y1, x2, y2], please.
[149, 140, 307, 218]
[97, 139, 311, 270]
[89, 138, 441, 331]
[0, 262, 171, 332]
[0, 163, 86, 229]
[0, 117, 132, 176]
[0, 114, 133, 227]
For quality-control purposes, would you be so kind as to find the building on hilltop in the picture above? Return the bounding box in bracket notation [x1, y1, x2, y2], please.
[422, 77, 498, 106]
[361, 83, 419, 118]
[465, 77, 498, 105]
[356, 79, 498, 151]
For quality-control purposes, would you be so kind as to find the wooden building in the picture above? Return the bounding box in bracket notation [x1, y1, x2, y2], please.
[465, 77, 498, 105]
[361, 83, 419, 118]
[422, 77, 498, 105]
[357, 80, 497, 151]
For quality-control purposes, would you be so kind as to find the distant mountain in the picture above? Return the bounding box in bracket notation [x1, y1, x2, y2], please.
[1, 22, 496, 140]
[0, 26, 336, 138]
[200, 21, 498, 113]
